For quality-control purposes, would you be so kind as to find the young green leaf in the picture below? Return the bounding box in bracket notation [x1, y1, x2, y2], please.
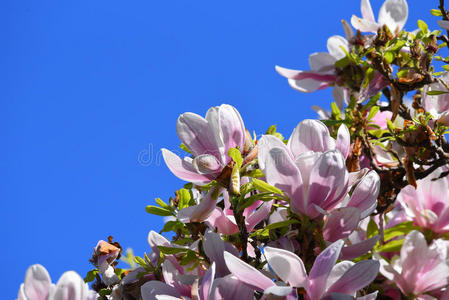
[146, 205, 173, 216]
[177, 188, 191, 210]
[84, 269, 98, 283]
[431, 8, 443, 16]
[252, 178, 283, 195]
[228, 148, 243, 168]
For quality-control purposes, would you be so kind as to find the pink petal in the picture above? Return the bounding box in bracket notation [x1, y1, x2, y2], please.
[288, 78, 333, 93]
[217, 104, 246, 160]
[178, 188, 220, 223]
[306, 150, 348, 216]
[308, 52, 337, 72]
[287, 119, 336, 157]
[200, 262, 216, 300]
[223, 251, 274, 292]
[176, 112, 220, 157]
[246, 201, 273, 231]
[341, 20, 354, 41]
[161, 149, 214, 183]
[211, 275, 254, 299]
[258, 135, 306, 215]
[275, 66, 336, 93]
[341, 236, 380, 260]
[438, 20, 449, 31]
[361, 0, 375, 22]
[264, 246, 307, 287]
[206, 208, 239, 235]
[359, 71, 388, 103]
[327, 35, 348, 60]
[332, 86, 349, 111]
[141, 281, 182, 300]
[52, 271, 87, 300]
[336, 124, 350, 159]
[23, 265, 51, 300]
[350, 15, 379, 33]
[307, 240, 344, 300]
[326, 260, 380, 295]
[347, 170, 380, 218]
[192, 154, 223, 174]
[323, 207, 361, 242]
[321, 293, 354, 300]
[203, 231, 230, 277]
[378, 0, 408, 32]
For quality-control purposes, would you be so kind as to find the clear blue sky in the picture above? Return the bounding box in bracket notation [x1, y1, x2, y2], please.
[1, 0, 438, 298]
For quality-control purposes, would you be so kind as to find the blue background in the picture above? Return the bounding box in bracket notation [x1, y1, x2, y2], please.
[1, 0, 438, 298]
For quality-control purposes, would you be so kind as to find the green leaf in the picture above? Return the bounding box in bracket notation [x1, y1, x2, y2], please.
[177, 188, 191, 210]
[180, 250, 198, 266]
[230, 163, 241, 195]
[386, 119, 395, 132]
[376, 239, 404, 252]
[331, 102, 342, 120]
[366, 219, 379, 239]
[321, 119, 352, 126]
[335, 56, 350, 68]
[160, 220, 187, 234]
[431, 9, 443, 16]
[100, 289, 112, 297]
[145, 205, 173, 216]
[384, 51, 394, 64]
[180, 143, 192, 154]
[443, 65, 449, 72]
[246, 169, 265, 178]
[155, 198, 170, 209]
[239, 192, 275, 210]
[396, 69, 409, 79]
[383, 221, 419, 241]
[362, 67, 375, 88]
[228, 148, 243, 168]
[134, 256, 151, 270]
[252, 178, 283, 195]
[361, 93, 381, 112]
[368, 129, 389, 138]
[387, 40, 406, 52]
[426, 90, 449, 95]
[84, 269, 98, 283]
[367, 106, 380, 121]
[157, 245, 188, 254]
[417, 20, 429, 33]
[266, 125, 277, 135]
[251, 219, 299, 237]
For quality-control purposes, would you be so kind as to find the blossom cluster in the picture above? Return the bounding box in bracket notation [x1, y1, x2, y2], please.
[16, 0, 449, 299]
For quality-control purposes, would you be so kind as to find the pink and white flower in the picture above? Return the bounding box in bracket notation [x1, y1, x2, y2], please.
[351, 0, 408, 34]
[397, 173, 449, 234]
[225, 240, 380, 300]
[17, 264, 97, 300]
[377, 230, 449, 298]
[162, 104, 246, 185]
[423, 72, 449, 126]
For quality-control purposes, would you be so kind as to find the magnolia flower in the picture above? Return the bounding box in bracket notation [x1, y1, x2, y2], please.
[351, 0, 408, 34]
[377, 230, 449, 298]
[162, 104, 246, 184]
[225, 240, 380, 300]
[276, 34, 349, 94]
[141, 231, 249, 300]
[93, 240, 121, 286]
[17, 264, 97, 300]
[397, 173, 449, 233]
[423, 72, 449, 126]
[258, 119, 379, 217]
